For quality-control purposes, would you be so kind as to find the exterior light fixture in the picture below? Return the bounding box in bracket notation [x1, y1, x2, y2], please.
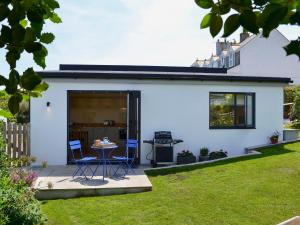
[46, 102, 50, 107]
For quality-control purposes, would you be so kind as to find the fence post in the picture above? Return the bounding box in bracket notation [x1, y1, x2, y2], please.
[23, 123, 27, 157]
[17, 124, 22, 159]
[27, 123, 30, 157]
[12, 123, 17, 159]
[3, 122, 7, 155]
[7, 122, 12, 158]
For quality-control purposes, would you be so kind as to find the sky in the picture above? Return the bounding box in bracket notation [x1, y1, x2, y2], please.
[1, 0, 299, 75]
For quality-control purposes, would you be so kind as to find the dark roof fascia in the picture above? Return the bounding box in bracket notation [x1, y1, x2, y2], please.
[38, 71, 292, 84]
[59, 64, 227, 74]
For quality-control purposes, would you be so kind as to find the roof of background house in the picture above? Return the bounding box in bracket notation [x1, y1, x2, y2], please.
[192, 30, 271, 65]
[38, 64, 292, 83]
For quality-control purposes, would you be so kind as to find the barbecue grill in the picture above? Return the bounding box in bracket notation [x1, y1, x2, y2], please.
[143, 131, 183, 167]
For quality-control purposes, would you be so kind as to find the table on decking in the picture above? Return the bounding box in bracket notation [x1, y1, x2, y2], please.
[91, 145, 118, 181]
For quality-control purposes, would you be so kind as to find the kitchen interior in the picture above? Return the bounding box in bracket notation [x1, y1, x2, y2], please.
[68, 92, 127, 161]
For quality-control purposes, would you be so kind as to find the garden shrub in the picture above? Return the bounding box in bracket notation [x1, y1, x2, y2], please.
[284, 85, 300, 104]
[209, 150, 228, 160]
[0, 176, 46, 225]
[177, 150, 195, 157]
[0, 121, 46, 225]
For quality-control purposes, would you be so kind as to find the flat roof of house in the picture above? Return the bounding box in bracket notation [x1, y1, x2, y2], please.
[38, 64, 292, 83]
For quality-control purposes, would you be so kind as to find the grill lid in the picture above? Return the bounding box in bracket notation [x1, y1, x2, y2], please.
[154, 131, 172, 140]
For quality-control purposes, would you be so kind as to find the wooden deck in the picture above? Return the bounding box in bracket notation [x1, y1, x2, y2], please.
[33, 165, 152, 200]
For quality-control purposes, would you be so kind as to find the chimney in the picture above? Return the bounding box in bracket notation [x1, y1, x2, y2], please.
[216, 39, 231, 56]
[240, 32, 250, 43]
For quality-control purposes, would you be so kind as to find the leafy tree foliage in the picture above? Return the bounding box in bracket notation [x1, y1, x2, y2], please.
[0, 0, 61, 116]
[195, 0, 300, 58]
[284, 85, 300, 103]
[290, 88, 300, 128]
[0, 90, 29, 123]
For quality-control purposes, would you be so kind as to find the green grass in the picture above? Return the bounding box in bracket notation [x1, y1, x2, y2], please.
[42, 142, 300, 225]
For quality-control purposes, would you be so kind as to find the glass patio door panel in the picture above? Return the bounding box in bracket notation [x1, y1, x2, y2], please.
[127, 91, 141, 163]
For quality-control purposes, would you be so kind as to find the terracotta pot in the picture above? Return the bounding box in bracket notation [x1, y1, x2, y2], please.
[270, 137, 278, 144]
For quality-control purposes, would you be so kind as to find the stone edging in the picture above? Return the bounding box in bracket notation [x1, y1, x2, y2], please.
[144, 139, 300, 172]
[245, 139, 300, 153]
[144, 151, 261, 172]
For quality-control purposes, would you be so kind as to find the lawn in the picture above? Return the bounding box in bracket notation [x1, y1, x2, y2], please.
[42, 142, 300, 225]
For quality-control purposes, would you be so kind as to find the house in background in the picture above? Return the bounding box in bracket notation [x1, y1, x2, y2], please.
[30, 64, 291, 166]
[191, 30, 300, 84]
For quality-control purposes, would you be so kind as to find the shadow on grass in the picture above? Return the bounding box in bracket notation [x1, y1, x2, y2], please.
[145, 143, 296, 177]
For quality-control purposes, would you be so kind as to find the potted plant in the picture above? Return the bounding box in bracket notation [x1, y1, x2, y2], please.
[177, 150, 196, 165]
[270, 131, 280, 144]
[209, 149, 228, 160]
[199, 147, 209, 162]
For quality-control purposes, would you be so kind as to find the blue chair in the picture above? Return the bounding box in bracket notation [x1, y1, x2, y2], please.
[112, 139, 138, 177]
[69, 140, 97, 178]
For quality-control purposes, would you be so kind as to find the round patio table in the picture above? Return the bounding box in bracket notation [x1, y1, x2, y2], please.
[91, 145, 118, 181]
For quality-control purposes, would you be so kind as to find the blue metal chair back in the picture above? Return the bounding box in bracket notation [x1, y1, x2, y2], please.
[69, 140, 83, 160]
[126, 139, 138, 159]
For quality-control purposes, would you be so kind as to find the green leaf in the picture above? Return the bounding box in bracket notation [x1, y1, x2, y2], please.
[29, 91, 42, 98]
[284, 40, 300, 59]
[195, 0, 213, 9]
[8, 8, 23, 26]
[27, 8, 44, 23]
[25, 42, 43, 53]
[289, 11, 300, 25]
[31, 22, 44, 38]
[0, 75, 7, 86]
[50, 12, 62, 23]
[9, 69, 20, 83]
[219, 3, 231, 15]
[260, 4, 288, 37]
[254, 0, 268, 6]
[8, 93, 23, 115]
[6, 50, 20, 69]
[40, 33, 55, 44]
[33, 82, 49, 92]
[5, 69, 19, 95]
[0, 109, 13, 119]
[201, 13, 213, 29]
[223, 14, 240, 37]
[0, 39, 4, 48]
[241, 0, 252, 7]
[24, 27, 36, 43]
[210, 14, 223, 37]
[20, 68, 42, 90]
[19, 19, 28, 28]
[239, 10, 259, 34]
[21, 94, 30, 102]
[0, 4, 9, 22]
[33, 46, 48, 68]
[44, 0, 60, 9]
[0, 25, 12, 43]
[21, 0, 39, 9]
[12, 25, 26, 42]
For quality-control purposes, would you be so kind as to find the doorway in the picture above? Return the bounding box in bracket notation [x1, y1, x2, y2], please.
[67, 91, 141, 164]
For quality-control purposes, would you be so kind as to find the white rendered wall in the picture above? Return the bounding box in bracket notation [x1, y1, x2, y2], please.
[31, 79, 284, 165]
[229, 30, 300, 84]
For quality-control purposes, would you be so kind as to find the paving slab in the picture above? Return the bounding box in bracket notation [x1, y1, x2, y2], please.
[33, 165, 152, 200]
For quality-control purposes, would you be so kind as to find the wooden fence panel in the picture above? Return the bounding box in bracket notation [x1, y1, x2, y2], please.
[3, 122, 30, 160]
